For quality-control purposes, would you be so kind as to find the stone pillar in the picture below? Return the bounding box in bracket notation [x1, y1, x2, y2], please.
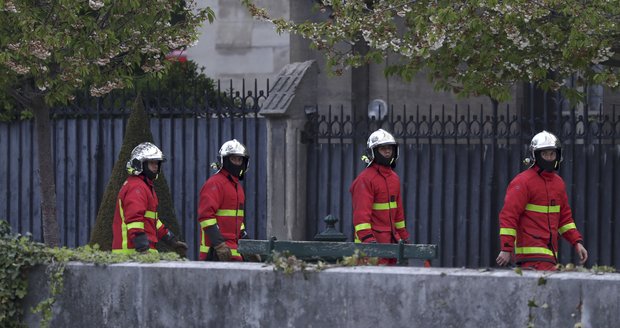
[260, 60, 317, 240]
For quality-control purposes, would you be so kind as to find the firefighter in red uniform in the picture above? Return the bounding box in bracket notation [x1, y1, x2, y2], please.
[197, 139, 259, 261]
[496, 131, 588, 270]
[112, 142, 188, 255]
[350, 129, 411, 265]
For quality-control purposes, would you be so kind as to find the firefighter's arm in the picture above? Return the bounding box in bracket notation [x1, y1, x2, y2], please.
[496, 251, 512, 266]
[122, 187, 150, 244]
[239, 222, 248, 239]
[394, 192, 410, 242]
[197, 180, 225, 247]
[498, 179, 528, 252]
[574, 242, 588, 264]
[351, 179, 376, 243]
[558, 190, 583, 246]
[160, 229, 188, 257]
[155, 218, 169, 240]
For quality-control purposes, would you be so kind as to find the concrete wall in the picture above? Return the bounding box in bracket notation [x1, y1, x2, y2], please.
[23, 262, 620, 328]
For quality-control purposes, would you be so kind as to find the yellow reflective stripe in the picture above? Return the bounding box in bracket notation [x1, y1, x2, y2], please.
[525, 203, 560, 213]
[126, 222, 144, 230]
[156, 219, 163, 230]
[118, 199, 129, 251]
[516, 247, 557, 257]
[355, 223, 372, 232]
[144, 210, 158, 219]
[500, 228, 517, 237]
[240, 223, 245, 230]
[372, 202, 398, 210]
[200, 229, 210, 253]
[558, 223, 577, 234]
[216, 209, 244, 216]
[231, 249, 240, 256]
[200, 218, 218, 228]
[394, 220, 405, 229]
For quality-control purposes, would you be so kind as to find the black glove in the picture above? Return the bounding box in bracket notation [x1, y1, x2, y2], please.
[161, 231, 188, 257]
[214, 242, 231, 261]
[243, 253, 262, 262]
[133, 233, 150, 253]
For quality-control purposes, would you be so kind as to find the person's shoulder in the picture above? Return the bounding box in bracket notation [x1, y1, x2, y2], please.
[205, 172, 227, 185]
[514, 168, 537, 181]
[124, 175, 142, 187]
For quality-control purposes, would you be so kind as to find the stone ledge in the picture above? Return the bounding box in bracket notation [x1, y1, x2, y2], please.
[23, 262, 620, 327]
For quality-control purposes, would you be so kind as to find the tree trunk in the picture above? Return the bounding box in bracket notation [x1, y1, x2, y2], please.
[32, 98, 60, 247]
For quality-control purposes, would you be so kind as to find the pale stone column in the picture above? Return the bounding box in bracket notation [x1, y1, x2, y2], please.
[260, 60, 317, 240]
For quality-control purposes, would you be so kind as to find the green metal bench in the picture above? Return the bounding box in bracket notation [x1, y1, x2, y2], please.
[238, 238, 437, 265]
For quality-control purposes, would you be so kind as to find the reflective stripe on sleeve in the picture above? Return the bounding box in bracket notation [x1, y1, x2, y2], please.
[355, 223, 372, 232]
[558, 223, 577, 234]
[200, 218, 218, 228]
[144, 210, 158, 219]
[500, 228, 517, 236]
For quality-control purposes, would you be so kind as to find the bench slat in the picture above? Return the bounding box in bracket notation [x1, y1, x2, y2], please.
[238, 239, 437, 260]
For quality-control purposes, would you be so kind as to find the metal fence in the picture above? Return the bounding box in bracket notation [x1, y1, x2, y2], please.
[0, 80, 269, 260]
[305, 102, 620, 268]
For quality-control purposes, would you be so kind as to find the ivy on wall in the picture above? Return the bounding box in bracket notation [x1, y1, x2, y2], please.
[0, 220, 182, 328]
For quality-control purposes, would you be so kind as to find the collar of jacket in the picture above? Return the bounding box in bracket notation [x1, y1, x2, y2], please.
[137, 174, 155, 187]
[220, 168, 240, 183]
[532, 164, 556, 180]
[370, 162, 393, 176]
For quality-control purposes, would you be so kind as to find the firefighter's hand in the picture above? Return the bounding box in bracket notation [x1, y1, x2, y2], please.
[171, 240, 188, 258]
[214, 242, 231, 261]
[575, 242, 588, 264]
[496, 251, 512, 266]
[243, 253, 262, 262]
[133, 233, 150, 253]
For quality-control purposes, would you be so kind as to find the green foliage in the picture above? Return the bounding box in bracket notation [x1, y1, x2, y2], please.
[0, 220, 182, 328]
[0, 0, 212, 111]
[0, 221, 50, 327]
[245, 0, 620, 102]
[339, 249, 379, 266]
[537, 276, 547, 286]
[269, 249, 381, 276]
[89, 95, 183, 251]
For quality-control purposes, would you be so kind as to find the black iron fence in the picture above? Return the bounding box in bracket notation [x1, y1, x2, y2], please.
[305, 102, 620, 268]
[0, 79, 269, 260]
[3, 78, 620, 267]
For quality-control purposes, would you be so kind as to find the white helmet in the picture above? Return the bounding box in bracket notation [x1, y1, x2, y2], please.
[363, 129, 399, 167]
[126, 142, 166, 176]
[527, 130, 562, 170]
[216, 139, 250, 178]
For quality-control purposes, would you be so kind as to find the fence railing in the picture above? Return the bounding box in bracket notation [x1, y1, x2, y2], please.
[305, 102, 620, 268]
[0, 79, 270, 260]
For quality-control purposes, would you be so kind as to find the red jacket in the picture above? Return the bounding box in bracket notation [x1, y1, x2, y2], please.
[499, 165, 583, 264]
[112, 175, 169, 254]
[350, 163, 410, 244]
[197, 169, 245, 261]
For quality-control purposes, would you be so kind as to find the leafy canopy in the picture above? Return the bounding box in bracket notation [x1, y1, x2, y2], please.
[244, 0, 620, 101]
[0, 0, 214, 108]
